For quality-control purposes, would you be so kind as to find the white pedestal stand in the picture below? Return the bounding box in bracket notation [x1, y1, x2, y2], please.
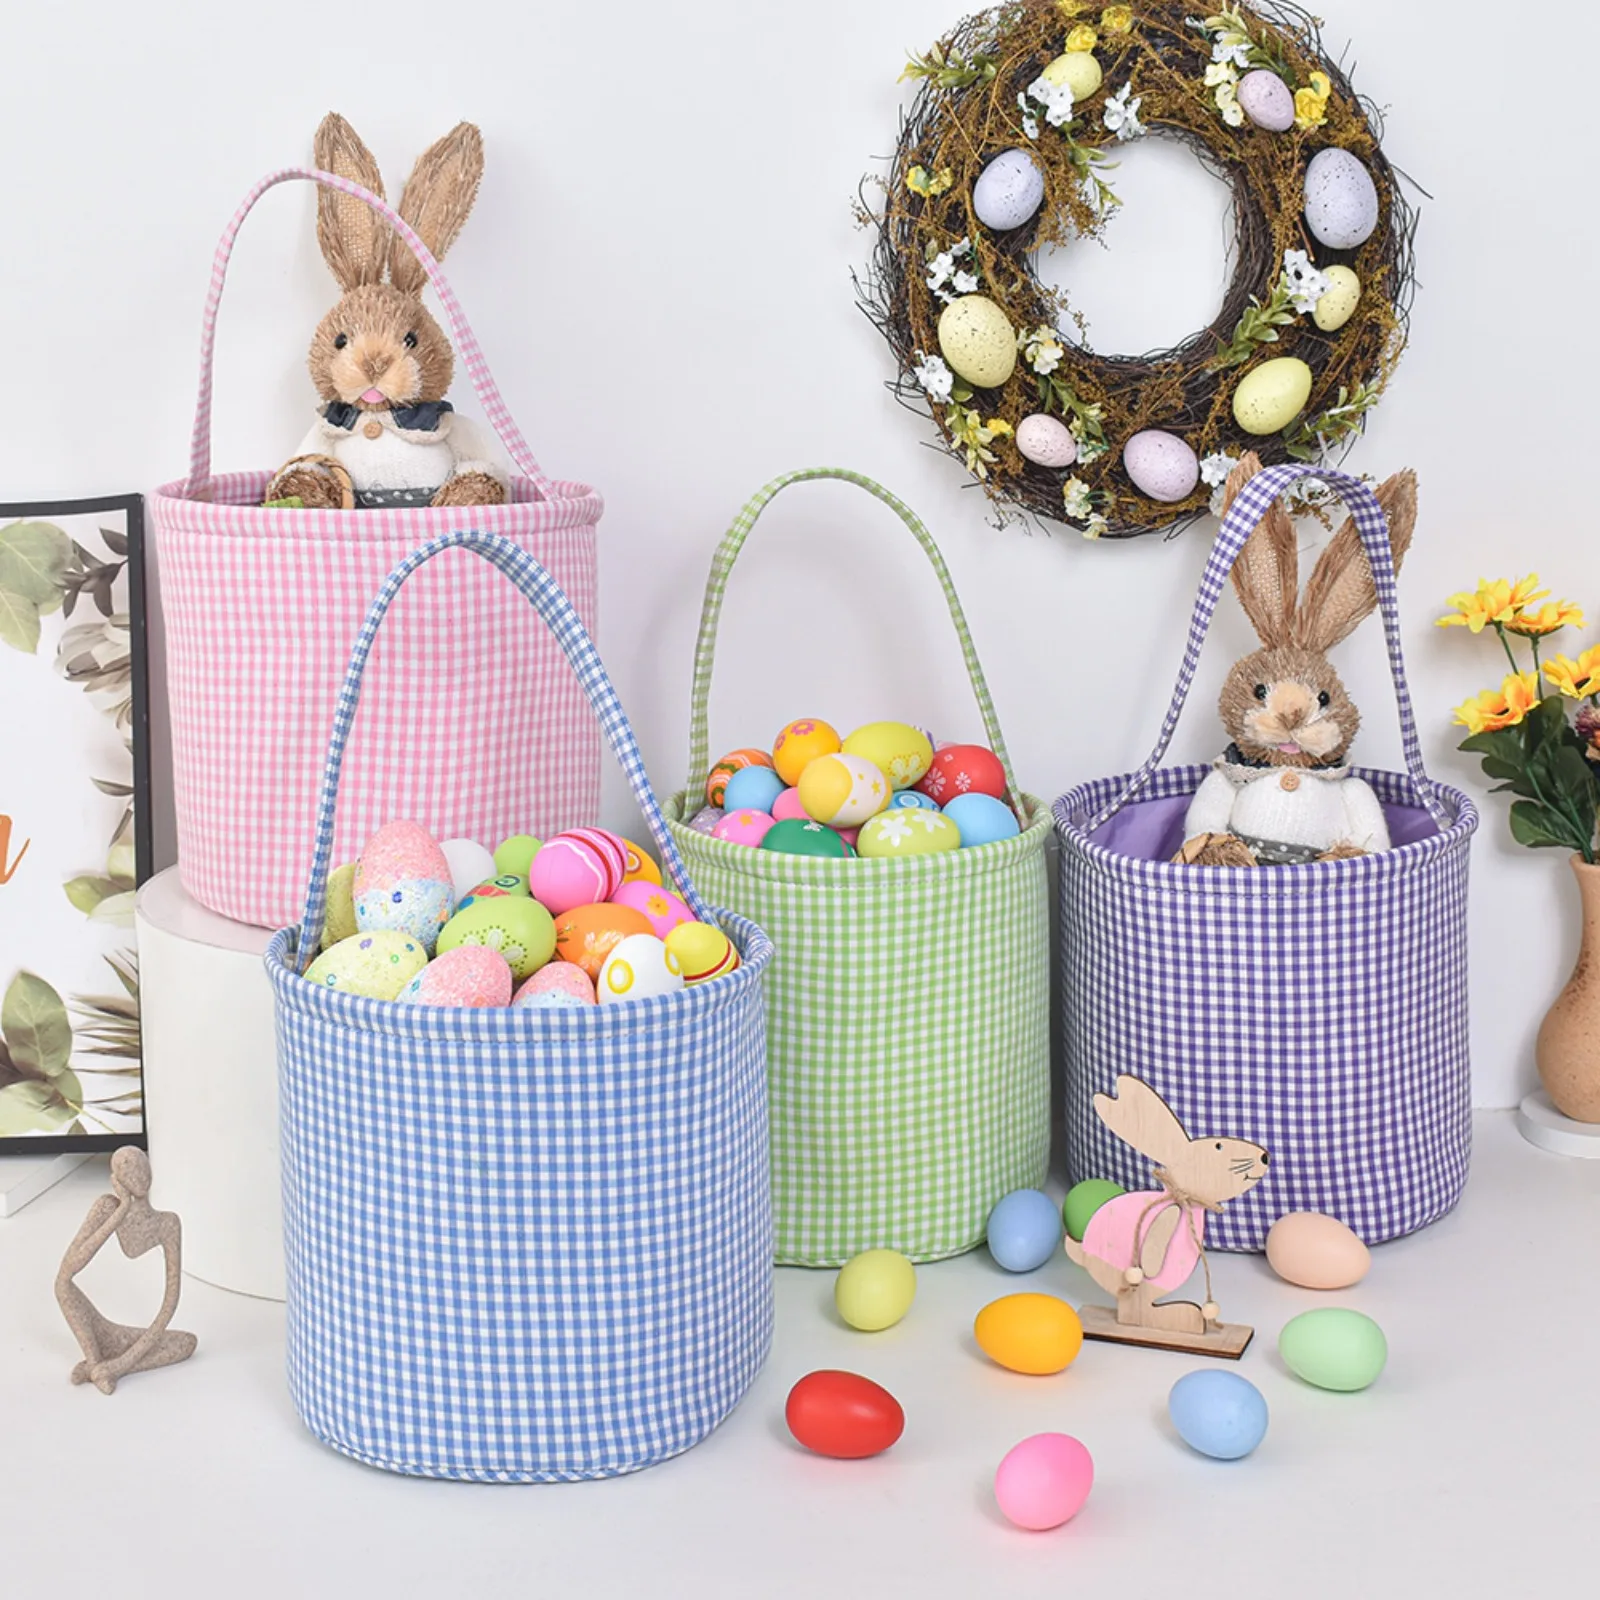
[1516, 1088, 1600, 1159]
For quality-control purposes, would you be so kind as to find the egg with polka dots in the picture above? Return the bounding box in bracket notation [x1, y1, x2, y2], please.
[304, 931, 429, 1000]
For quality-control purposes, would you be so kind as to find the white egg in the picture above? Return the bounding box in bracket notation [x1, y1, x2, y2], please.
[598, 933, 686, 1004]
[1303, 148, 1379, 250]
[439, 838, 498, 902]
[1123, 430, 1200, 502]
[973, 149, 1045, 232]
[1236, 70, 1294, 132]
[1016, 414, 1077, 468]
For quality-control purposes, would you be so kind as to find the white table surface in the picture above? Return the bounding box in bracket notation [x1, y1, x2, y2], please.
[3, 1111, 1595, 1599]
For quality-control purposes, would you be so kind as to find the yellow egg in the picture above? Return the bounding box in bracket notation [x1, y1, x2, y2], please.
[857, 809, 962, 858]
[772, 718, 842, 787]
[1232, 356, 1314, 435]
[304, 930, 428, 1000]
[937, 295, 1018, 389]
[798, 753, 891, 828]
[1265, 1211, 1371, 1290]
[1313, 265, 1361, 332]
[842, 722, 934, 790]
[619, 838, 662, 887]
[974, 1292, 1085, 1375]
[835, 1249, 917, 1331]
[320, 862, 358, 950]
[664, 920, 741, 984]
[1041, 50, 1103, 100]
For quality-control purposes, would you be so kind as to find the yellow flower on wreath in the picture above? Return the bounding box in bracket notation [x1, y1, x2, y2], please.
[1055, 0, 1085, 16]
[1452, 672, 1541, 734]
[1066, 23, 1099, 51]
[1294, 72, 1332, 131]
[1506, 600, 1585, 637]
[1544, 644, 1600, 700]
[1436, 575, 1550, 633]
[1102, 5, 1135, 32]
[906, 165, 954, 199]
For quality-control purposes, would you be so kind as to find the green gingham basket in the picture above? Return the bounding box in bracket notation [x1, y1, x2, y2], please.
[663, 469, 1051, 1266]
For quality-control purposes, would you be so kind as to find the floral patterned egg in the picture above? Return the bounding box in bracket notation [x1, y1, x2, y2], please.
[665, 921, 741, 984]
[857, 809, 963, 859]
[435, 895, 557, 982]
[554, 902, 654, 981]
[841, 722, 934, 790]
[304, 930, 428, 1000]
[916, 744, 1008, 804]
[609, 881, 695, 939]
[798, 754, 891, 828]
[598, 933, 685, 1004]
[512, 960, 596, 1008]
[354, 821, 455, 953]
[713, 808, 777, 848]
[761, 819, 856, 858]
[772, 718, 842, 787]
[398, 945, 513, 1008]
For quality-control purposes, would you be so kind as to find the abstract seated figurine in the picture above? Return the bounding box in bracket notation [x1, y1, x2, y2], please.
[55, 1147, 197, 1394]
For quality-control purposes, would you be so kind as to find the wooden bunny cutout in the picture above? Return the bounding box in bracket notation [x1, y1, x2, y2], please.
[1063, 1077, 1269, 1358]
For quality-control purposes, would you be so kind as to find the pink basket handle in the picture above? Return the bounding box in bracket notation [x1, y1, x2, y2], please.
[184, 166, 557, 502]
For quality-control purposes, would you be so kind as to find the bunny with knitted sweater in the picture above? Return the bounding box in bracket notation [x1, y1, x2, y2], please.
[1063, 1077, 1269, 1335]
[1175, 453, 1418, 869]
[264, 114, 509, 512]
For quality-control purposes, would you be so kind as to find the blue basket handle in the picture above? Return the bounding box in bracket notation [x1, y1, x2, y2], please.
[1088, 462, 1449, 833]
[293, 529, 715, 970]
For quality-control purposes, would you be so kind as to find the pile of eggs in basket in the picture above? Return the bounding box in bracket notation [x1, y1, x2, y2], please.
[688, 719, 1021, 858]
[302, 821, 740, 1008]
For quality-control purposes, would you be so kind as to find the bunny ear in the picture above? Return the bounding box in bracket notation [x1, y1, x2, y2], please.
[1292, 470, 1419, 652]
[389, 122, 485, 298]
[1092, 1077, 1193, 1164]
[1222, 453, 1298, 649]
[313, 113, 391, 292]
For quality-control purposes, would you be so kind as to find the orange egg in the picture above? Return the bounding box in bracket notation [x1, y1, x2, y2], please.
[772, 718, 842, 787]
[553, 902, 654, 980]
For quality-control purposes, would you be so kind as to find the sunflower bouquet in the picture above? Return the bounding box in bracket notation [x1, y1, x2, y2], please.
[1439, 576, 1600, 863]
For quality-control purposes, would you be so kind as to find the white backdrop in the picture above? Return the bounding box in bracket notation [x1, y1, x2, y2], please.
[1, 0, 1589, 1106]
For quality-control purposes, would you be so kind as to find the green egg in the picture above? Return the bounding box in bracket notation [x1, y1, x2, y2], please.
[760, 819, 854, 858]
[304, 930, 427, 1000]
[437, 894, 556, 982]
[1279, 1307, 1388, 1392]
[494, 835, 542, 879]
[1063, 1178, 1127, 1242]
[320, 863, 359, 950]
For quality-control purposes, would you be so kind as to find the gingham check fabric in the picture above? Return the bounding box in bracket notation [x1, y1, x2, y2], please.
[269, 531, 774, 1482]
[151, 169, 602, 931]
[666, 470, 1051, 1267]
[1054, 464, 1480, 1250]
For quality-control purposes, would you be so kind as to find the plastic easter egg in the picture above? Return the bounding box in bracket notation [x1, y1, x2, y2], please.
[936, 295, 1018, 389]
[1313, 265, 1362, 332]
[1279, 1308, 1387, 1392]
[457, 873, 528, 911]
[619, 838, 662, 887]
[1232, 356, 1313, 435]
[1266, 1212, 1371, 1289]
[599, 932, 685, 1003]
[713, 808, 777, 848]
[986, 1189, 1063, 1272]
[512, 960, 596, 1008]
[761, 819, 855, 858]
[798, 753, 890, 828]
[772, 787, 810, 823]
[610, 881, 695, 939]
[438, 838, 497, 903]
[304, 931, 428, 1000]
[398, 944, 514, 1008]
[1122, 429, 1201, 503]
[973, 148, 1045, 232]
[493, 834, 542, 879]
[772, 718, 842, 787]
[687, 805, 725, 835]
[1303, 147, 1380, 249]
[1168, 1370, 1270, 1460]
[706, 748, 774, 808]
[436, 895, 557, 983]
[916, 744, 1007, 804]
[942, 792, 1021, 848]
[841, 722, 934, 790]
[526, 829, 628, 916]
[1063, 1178, 1126, 1241]
[665, 920, 741, 984]
[888, 789, 940, 812]
[786, 1371, 905, 1460]
[856, 809, 962, 859]
[354, 821, 455, 952]
[834, 1249, 916, 1332]
[994, 1433, 1093, 1531]
[320, 863, 358, 950]
[974, 1293, 1084, 1375]
[554, 902, 654, 981]
[1015, 413, 1077, 468]
[1236, 68, 1295, 131]
[723, 764, 787, 815]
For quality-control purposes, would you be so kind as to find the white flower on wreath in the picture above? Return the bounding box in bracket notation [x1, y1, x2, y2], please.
[1017, 92, 1041, 141]
[1210, 37, 1253, 69]
[1025, 73, 1077, 129]
[1200, 451, 1240, 515]
[952, 268, 981, 295]
[1218, 92, 1245, 127]
[926, 249, 956, 296]
[1022, 324, 1065, 376]
[1282, 248, 1332, 316]
[1204, 60, 1239, 90]
[1062, 476, 1094, 520]
[911, 350, 955, 403]
[1102, 82, 1145, 141]
[1081, 513, 1109, 540]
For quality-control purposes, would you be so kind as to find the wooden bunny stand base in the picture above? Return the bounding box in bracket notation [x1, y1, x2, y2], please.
[1064, 1077, 1268, 1361]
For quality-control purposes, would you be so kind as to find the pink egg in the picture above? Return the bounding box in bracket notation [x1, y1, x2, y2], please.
[994, 1434, 1094, 1531]
[357, 820, 451, 893]
[609, 881, 695, 939]
[398, 945, 513, 1008]
[834, 825, 860, 848]
[512, 960, 596, 1007]
[354, 820, 455, 949]
[713, 809, 777, 848]
[527, 829, 626, 916]
[771, 787, 809, 823]
[569, 828, 629, 898]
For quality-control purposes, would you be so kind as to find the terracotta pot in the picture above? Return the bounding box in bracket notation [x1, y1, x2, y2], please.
[1536, 855, 1600, 1123]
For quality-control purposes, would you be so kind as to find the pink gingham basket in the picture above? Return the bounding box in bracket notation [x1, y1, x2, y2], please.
[149, 167, 602, 929]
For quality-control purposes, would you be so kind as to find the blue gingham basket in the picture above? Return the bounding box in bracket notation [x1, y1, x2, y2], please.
[1054, 465, 1478, 1251]
[265, 530, 775, 1483]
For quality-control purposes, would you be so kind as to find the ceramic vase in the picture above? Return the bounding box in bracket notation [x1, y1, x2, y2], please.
[1535, 855, 1600, 1123]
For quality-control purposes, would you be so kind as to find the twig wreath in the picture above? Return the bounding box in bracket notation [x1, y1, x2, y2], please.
[856, 0, 1417, 538]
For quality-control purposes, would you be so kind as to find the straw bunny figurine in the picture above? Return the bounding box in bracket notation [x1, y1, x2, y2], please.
[1175, 453, 1418, 868]
[1064, 1076, 1269, 1355]
[263, 113, 509, 512]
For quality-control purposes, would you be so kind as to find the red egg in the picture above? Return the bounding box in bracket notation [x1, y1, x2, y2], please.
[916, 744, 1008, 805]
[785, 1370, 905, 1460]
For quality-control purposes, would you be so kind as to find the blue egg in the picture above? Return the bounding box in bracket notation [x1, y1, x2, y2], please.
[985, 1188, 1063, 1272]
[942, 792, 1022, 848]
[1168, 1370, 1269, 1460]
[889, 790, 940, 811]
[722, 765, 785, 815]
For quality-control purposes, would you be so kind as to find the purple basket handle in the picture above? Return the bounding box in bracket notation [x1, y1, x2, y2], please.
[183, 166, 557, 503]
[1087, 462, 1449, 833]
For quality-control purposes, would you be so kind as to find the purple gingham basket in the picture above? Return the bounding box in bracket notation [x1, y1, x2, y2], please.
[1054, 464, 1478, 1251]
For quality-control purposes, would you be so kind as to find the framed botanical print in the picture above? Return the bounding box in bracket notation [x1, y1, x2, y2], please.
[0, 494, 149, 1153]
